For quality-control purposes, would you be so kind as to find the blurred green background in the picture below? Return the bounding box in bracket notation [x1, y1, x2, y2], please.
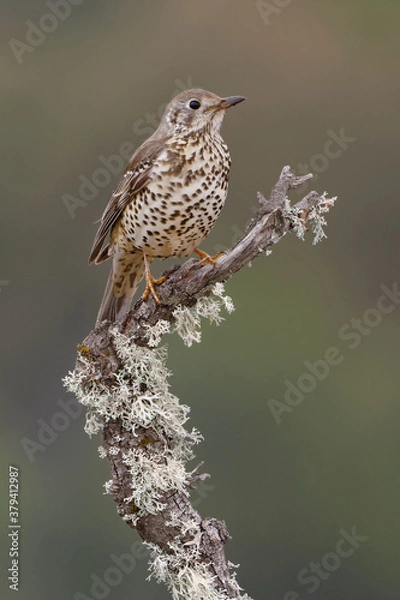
[1, 1, 400, 598]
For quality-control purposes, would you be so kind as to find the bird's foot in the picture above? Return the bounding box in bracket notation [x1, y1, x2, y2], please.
[142, 274, 166, 305]
[142, 253, 166, 304]
[194, 248, 222, 267]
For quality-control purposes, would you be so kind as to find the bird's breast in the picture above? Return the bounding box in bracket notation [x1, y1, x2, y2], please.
[119, 136, 231, 258]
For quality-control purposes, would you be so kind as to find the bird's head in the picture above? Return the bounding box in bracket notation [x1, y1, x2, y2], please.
[158, 88, 246, 137]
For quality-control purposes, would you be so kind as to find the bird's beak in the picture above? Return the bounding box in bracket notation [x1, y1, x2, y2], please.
[219, 95, 246, 109]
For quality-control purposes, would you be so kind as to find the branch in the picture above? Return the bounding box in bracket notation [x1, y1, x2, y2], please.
[64, 166, 336, 599]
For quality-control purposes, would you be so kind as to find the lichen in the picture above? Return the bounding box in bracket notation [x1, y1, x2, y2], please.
[282, 197, 306, 240]
[309, 193, 337, 245]
[144, 319, 171, 347]
[123, 448, 189, 515]
[172, 305, 202, 347]
[63, 283, 246, 596]
[64, 331, 202, 522]
[146, 540, 252, 600]
[173, 283, 235, 347]
[282, 194, 337, 244]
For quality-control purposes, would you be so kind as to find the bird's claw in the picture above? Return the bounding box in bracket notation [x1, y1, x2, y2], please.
[142, 274, 166, 304]
[194, 248, 222, 266]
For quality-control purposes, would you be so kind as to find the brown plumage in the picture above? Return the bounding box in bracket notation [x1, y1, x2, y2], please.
[89, 88, 245, 325]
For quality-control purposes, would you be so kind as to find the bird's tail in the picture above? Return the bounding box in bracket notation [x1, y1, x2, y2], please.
[96, 251, 145, 326]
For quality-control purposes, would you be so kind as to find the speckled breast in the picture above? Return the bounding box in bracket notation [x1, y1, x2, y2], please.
[120, 134, 231, 258]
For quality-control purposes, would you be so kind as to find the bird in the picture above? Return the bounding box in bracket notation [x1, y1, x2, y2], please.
[89, 88, 245, 325]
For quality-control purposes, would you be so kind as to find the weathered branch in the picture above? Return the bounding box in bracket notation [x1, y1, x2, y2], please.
[65, 166, 336, 599]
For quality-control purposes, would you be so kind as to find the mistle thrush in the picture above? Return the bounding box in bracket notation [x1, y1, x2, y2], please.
[89, 88, 245, 324]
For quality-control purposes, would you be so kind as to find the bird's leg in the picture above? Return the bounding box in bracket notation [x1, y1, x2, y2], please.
[194, 248, 223, 266]
[142, 254, 166, 304]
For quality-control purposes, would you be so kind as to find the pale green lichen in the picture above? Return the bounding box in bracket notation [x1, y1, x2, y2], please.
[62, 284, 249, 597]
[123, 448, 189, 515]
[63, 285, 235, 518]
[98, 445, 107, 459]
[282, 197, 306, 240]
[211, 283, 235, 314]
[309, 193, 337, 245]
[144, 319, 171, 347]
[64, 331, 202, 521]
[172, 305, 202, 347]
[282, 194, 336, 244]
[172, 283, 235, 347]
[145, 540, 252, 600]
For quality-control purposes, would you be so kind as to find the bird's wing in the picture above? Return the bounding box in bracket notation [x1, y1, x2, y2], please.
[88, 138, 166, 264]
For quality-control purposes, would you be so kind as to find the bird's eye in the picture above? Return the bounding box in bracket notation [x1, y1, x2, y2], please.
[189, 100, 201, 110]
